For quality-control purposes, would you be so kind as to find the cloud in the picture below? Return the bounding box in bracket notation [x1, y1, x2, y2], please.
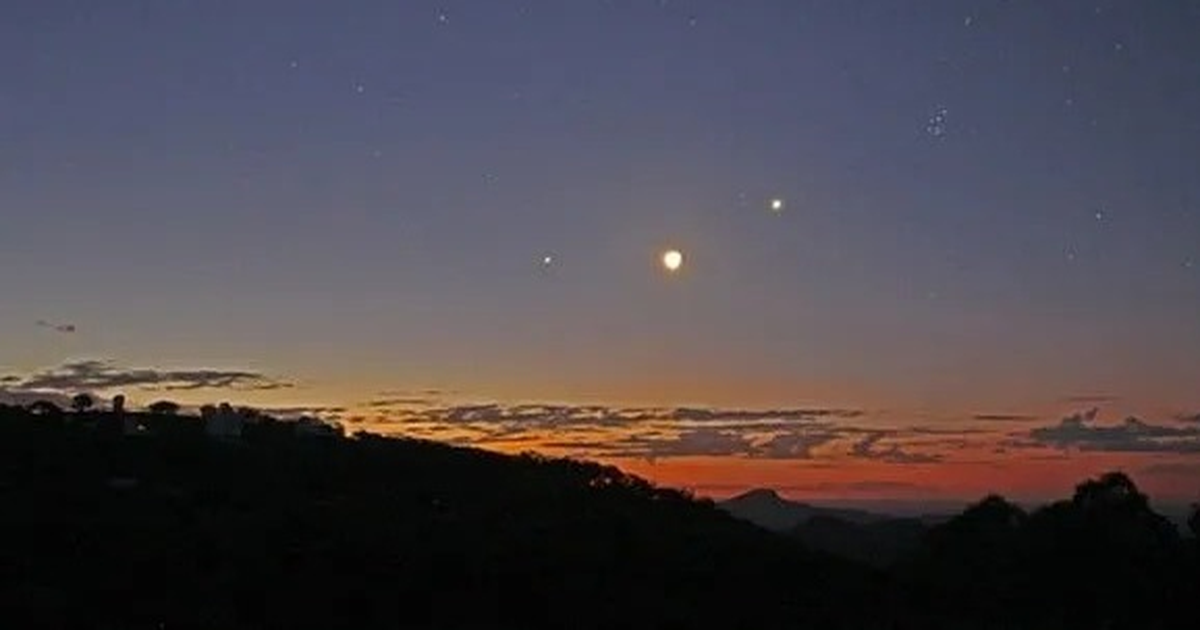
[1029, 408, 1200, 453]
[586, 426, 844, 461]
[0, 388, 75, 409]
[367, 397, 435, 408]
[36, 320, 76, 334]
[1176, 412, 1200, 424]
[6, 359, 292, 394]
[667, 407, 864, 422]
[605, 429, 759, 459]
[375, 402, 863, 429]
[755, 430, 843, 459]
[850, 433, 942, 464]
[973, 413, 1039, 422]
[259, 405, 346, 419]
[357, 400, 996, 463]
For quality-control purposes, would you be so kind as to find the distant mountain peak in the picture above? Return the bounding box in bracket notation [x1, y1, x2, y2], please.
[720, 490, 888, 531]
[734, 488, 788, 503]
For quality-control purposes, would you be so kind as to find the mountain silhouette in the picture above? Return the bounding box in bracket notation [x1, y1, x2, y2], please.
[719, 488, 887, 530]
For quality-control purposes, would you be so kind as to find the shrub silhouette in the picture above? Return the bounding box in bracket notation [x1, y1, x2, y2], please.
[147, 400, 181, 415]
[70, 392, 94, 413]
[26, 399, 63, 417]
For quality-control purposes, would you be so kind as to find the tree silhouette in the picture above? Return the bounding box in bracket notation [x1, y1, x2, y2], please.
[1189, 504, 1199, 539]
[1072, 470, 1146, 512]
[147, 400, 181, 415]
[70, 393, 93, 414]
[27, 400, 63, 417]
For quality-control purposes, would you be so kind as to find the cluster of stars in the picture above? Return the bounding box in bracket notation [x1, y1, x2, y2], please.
[926, 107, 949, 138]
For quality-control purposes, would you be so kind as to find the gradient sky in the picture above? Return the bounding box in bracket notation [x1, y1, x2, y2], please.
[3, 1, 1200, 506]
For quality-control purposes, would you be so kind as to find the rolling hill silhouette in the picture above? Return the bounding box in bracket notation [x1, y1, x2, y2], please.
[1, 402, 1197, 629]
[0, 404, 874, 629]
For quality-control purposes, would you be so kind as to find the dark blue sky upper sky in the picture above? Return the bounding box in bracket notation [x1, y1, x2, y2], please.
[3, 1, 1200, 499]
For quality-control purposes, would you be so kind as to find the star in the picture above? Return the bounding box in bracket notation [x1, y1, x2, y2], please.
[926, 107, 948, 137]
[770, 198, 785, 213]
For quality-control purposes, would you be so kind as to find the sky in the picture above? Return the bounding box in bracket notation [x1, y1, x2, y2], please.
[3, 1, 1200, 507]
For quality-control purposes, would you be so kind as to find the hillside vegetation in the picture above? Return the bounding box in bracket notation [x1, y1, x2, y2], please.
[0, 403, 1196, 629]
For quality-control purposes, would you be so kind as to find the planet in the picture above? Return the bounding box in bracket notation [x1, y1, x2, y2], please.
[662, 249, 684, 272]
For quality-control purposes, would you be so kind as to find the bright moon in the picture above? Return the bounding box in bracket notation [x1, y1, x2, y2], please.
[662, 249, 684, 272]
[770, 198, 785, 212]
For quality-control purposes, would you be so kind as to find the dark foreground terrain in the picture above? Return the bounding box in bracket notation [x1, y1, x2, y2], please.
[0, 403, 1196, 629]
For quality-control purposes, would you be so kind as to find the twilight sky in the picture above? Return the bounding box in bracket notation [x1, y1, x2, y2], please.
[3, 1, 1200, 505]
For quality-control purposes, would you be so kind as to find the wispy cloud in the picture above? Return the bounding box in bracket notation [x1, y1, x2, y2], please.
[850, 432, 942, 464]
[372, 402, 864, 428]
[667, 407, 864, 422]
[973, 413, 1039, 422]
[36, 320, 76, 334]
[259, 405, 346, 419]
[1029, 408, 1200, 453]
[0, 388, 74, 408]
[6, 359, 292, 394]
[367, 397, 436, 408]
[359, 401, 981, 463]
[588, 426, 848, 461]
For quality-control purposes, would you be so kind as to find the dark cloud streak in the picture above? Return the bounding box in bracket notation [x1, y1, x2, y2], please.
[36, 320, 76, 334]
[7, 360, 292, 393]
[973, 413, 1039, 422]
[1029, 409, 1200, 454]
